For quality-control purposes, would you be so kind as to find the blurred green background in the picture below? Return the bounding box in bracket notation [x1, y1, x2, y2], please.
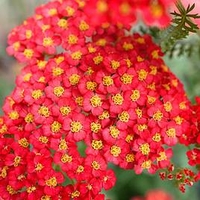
[0, 1, 200, 199]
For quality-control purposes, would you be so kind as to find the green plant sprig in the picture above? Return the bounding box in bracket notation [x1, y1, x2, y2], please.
[159, 1, 200, 54]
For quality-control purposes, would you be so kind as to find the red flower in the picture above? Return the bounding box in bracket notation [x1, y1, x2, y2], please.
[63, 112, 87, 141]
[187, 148, 200, 166]
[38, 169, 64, 196]
[83, 92, 108, 116]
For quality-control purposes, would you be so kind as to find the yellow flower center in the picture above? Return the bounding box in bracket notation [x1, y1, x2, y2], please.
[45, 177, 57, 187]
[111, 60, 120, 70]
[147, 95, 156, 104]
[125, 134, 134, 143]
[0, 124, 7, 134]
[58, 18, 68, 29]
[71, 190, 80, 198]
[55, 56, 65, 64]
[150, 3, 163, 18]
[0, 166, 8, 178]
[92, 161, 100, 170]
[23, 49, 34, 59]
[141, 160, 151, 169]
[174, 116, 183, 125]
[164, 101, 172, 112]
[131, 90, 140, 101]
[48, 8, 57, 16]
[58, 139, 68, 151]
[90, 122, 101, 133]
[157, 151, 167, 162]
[118, 111, 129, 122]
[23, 73, 32, 82]
[27, 186, 36, 194]
[152, 50, 159, 59]
[61, 154, 72, 163]
[126, 153, 135, 162]
[71, 51, 82, 60]
[139, 143, 150, 155]
[138, 69, 148, 81]
[123, 42, 133, 51]
[93, 54, 103, 65]
[66, 6, 75, 16]
[53, 86, 65, 97]
[166, 128, 176, 138]
[97, 0, 108, 13]
[69, 74, 80, 85]
[9, 111, 19, 120]
[153, 110, 163, 121]
[150, 65, 157, 75]
[120, 2, 131, 15]
[37, 60, 47, 69]
[86, 81, 97, 91]
[51, 121, 62, 133]
[137, 124, 147, 132]
[90, 95, 102, 107]
[68, 34, 78, 44]
[152, 133, 161, 142]
[35, 163, 44, 171]
[121, 73, 133, 84]
[135, 108, 142, 118]
[109, 126, 120, 138]
[38, 106, 50, 117]
[18, 138, 29, 148]
[96, 38, 107, 46]
[13, 41, 20, 51]
[43, 37, 53, 47]
[103, 76, 113, 86]
[14, 156, 21, 167]
[92, 139, 104, 150]
[52, 67, 64, 77]
[60, 106, 71, 116]
[110, 145, 121, 157]
[179, 102, 186, 110]
[32, 89, 43, 100]
[6, 185, 16, 195]
[25, 30, 32, 39]
[39, 136, 49, 144]
[112, 93, 123, 105]
[79, 20, 89, 31]
[75, 96, 83, 106]
[41, 195, 51, 200]
[70, 121, 83, 133]
[98, 110, 110, 120]
[77, 165, 84, 173]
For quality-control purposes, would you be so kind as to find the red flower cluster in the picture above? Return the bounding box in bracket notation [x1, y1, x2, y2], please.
[83, 0, 175, 28]
[131, 189, 173, 200]
[0, 0, 197, 199]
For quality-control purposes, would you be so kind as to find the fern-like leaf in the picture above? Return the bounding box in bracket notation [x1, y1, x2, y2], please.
[160, 0, 200, 53]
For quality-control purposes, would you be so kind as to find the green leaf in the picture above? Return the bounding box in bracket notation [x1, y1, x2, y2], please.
[159, 1, 200, 55]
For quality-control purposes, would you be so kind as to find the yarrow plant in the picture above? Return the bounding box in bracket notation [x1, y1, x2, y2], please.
[0, 0, 200, 199]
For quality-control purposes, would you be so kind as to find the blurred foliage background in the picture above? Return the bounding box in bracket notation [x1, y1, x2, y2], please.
[0, 1, 200, 199]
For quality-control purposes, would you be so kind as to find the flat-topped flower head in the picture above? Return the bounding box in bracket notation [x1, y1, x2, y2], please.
[0, 0, 197, 198]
